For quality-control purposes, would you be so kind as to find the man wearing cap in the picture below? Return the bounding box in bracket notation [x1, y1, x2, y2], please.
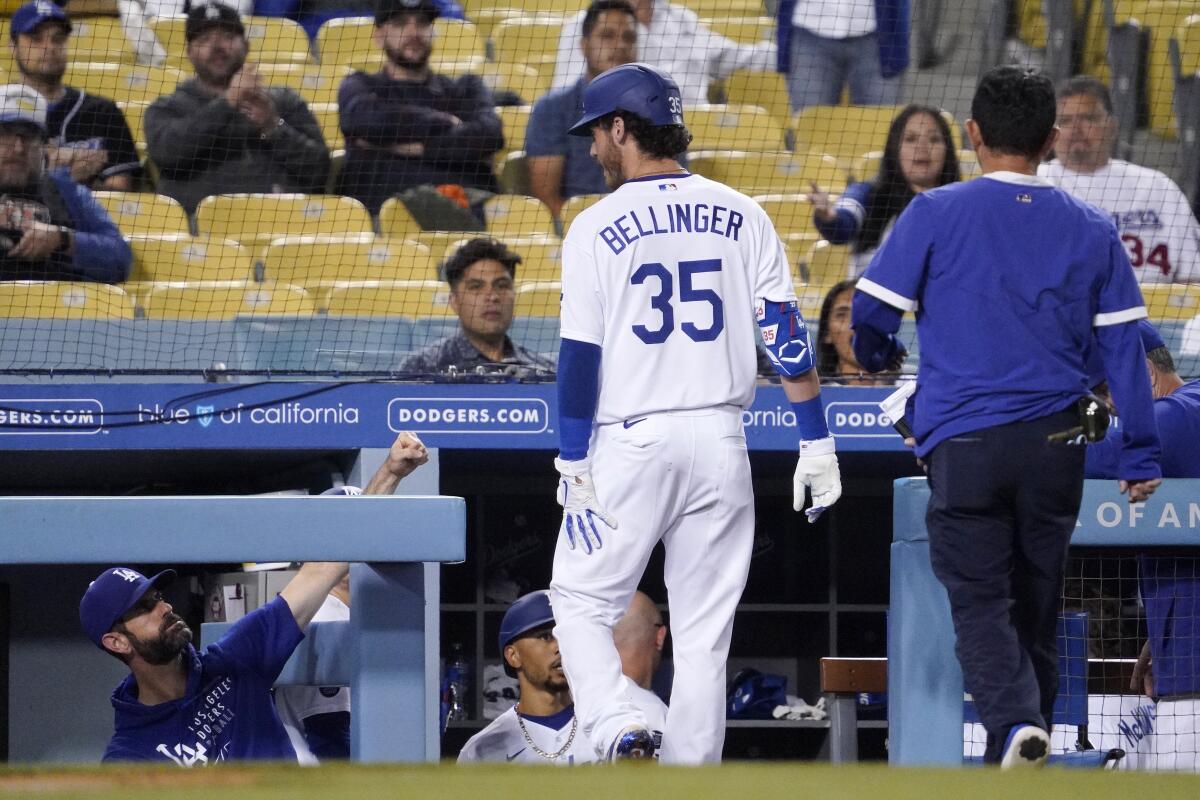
[527, 0, 638, 221]
[83, 431, 428, 764]
[0, 83, 130, 281]
[335, 0, 502, 214]
[145, 1, 329, 213]
[457, 590, 665, 764]
[9, 1, 141, 191]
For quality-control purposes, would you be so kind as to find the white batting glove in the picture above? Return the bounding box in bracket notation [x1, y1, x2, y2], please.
[794, 437, 842, 523]
[555, 456, 617, 555]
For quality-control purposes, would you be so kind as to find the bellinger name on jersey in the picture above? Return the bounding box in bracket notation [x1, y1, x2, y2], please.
[598, 202, 745, 255]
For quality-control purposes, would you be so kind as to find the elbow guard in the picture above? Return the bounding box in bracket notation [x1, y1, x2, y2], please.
[757, 299, 815, 377]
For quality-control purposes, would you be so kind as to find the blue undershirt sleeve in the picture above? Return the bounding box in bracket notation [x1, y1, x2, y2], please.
[557, 337, 601, 461]
[850, 291, 906, 373]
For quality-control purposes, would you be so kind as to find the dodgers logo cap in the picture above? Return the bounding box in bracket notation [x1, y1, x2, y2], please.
[79, 567, 176, 649]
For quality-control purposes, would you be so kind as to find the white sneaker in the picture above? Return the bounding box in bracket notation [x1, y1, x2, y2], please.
[1000, 724, 1050, 769]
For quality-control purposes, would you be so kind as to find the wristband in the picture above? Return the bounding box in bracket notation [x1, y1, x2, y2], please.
[792, 396, 830, 441]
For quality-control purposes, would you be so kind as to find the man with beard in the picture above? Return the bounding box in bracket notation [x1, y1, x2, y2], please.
[0, 83, 130, 282]
[80, 431, 429, 764]
[145, 1, 329, 213]
[457, 590, 664, 763]
[9, 1, 141, 191]
[336, 0, 502, 214]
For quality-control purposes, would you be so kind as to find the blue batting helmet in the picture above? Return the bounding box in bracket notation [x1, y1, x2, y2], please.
[498, 590, 555, 676]
[568, 62, 685, 137]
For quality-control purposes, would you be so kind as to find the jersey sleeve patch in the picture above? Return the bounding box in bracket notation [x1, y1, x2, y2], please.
[856, 277, 919, 313]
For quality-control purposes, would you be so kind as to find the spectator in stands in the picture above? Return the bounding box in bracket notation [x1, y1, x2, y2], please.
[1040, 76, 1200, 284]
[145, 2, 330, 214]
[551, 0, 775, 108]
[400, 237, 554, 376]
[0, 84, 130, 283]
[83, 431, 428, 764]
[776, 0, 909, 112]
[528, 0, 637, 220]
[336, 0, 502, 215]
[9, 1, 141, 191]
[810, 104, 960, 276]
[816, 279, 904, 384]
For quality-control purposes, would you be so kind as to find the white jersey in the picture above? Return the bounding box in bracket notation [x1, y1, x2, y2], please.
[457, 682, 668, 764]
[274, 594, 350, 766]
[1038, 159, 1200, 284]
[561, 172, 797, 424]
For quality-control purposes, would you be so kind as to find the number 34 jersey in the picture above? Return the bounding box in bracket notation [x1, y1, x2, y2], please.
[1039, 159, 1200, 284]
[560, 172, 797, 425]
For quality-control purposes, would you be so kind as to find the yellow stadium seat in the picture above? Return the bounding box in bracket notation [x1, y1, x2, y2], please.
[195, 194, 373, 251]
[782, 231, 819, 275]
[462, 6, 526, 40]
[127, 234, 255, 282]
[687, 104, 786, 152]
[561, 193, 604, 233]
[443, 235, 562, 282]
[515, 281, 561, 316]
[851, 150, 882, 181]
[677, 0, 766, 16]
[753, 194, 817, 238]
[479, 62, 550, 105]
[483, 195, 557, 236]
[496, 105, 532, 157]
[263, 234, 435, 284]
[93, 191, 191, 236]
[1108, 0, 1192, 137]
[254, 64, 349, 105]
[316, 17, 378, 71]
[141, 281, 315, 319]
[308, 102, 344, 150]
[791, 105, 904, 163]
[958, 149, 982, 179]
[62, 63, 186, 105]
[117, 101, 148, 158]
[0, 281, 135, 319]
[325, 280, 452, 317]
[1016, 0, 1047, 48]
[67, 16, 139, 63]
[791, 279, 827, 319]
[805, 239, 852, 287]
[491, 17, 564, 83]
[151, 15, 313, 66]
[430, 19, 485, 67]
[1178, 14, 1200, 76]
[688, 150, 846, 196]
[1140, 283, 1200, 323]
[723, 69, 792, 128]
[700, 16, 775, 44]
[410, 230, 482, 258]
[378, 197, 424, 238]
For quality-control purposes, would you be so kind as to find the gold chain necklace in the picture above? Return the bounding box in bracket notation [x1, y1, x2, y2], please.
[515, 705, 578, 760]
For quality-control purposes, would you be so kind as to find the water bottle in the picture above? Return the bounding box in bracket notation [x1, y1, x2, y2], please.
[446, 643, 470, 722]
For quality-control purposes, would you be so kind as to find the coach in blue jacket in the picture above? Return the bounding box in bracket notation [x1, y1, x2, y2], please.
[852, 66, 1162, 767]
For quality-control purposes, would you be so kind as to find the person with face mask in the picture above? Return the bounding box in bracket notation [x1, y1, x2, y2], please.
[144, 2, 330, 213]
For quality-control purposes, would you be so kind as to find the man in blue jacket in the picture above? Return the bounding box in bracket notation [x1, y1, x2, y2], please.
[852, 66, 1161, 767]
[0, 83, 129, 283]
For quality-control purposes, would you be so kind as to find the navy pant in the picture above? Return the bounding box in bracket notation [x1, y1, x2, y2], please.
[925, 410, 1085, 763]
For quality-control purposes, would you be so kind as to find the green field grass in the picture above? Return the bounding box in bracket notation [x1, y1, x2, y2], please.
[2, 762, 1198, 800]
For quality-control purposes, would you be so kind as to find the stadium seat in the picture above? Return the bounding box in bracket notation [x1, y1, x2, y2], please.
[699, 16, 775, 44]
[483, 195, 557, 236]
[315, 17, 380, 71]
[677, 0, 767, 15]
[254, 64, 349, 106]
[59, 16, 138, 63]
[958, 149, 982, 178]
[753, 194, 817, 238]
[497, 151, 530, 195]
[1176, 12, 1200, 76]
[195, 194, 373, 251]
[687, 104, 786, 152]
[324, 280, 452, 317]
[263, 234, 436, 285]
[127, 234, 256, 282]
[308, 102, 345, 151]
[478, 62, 550, 106]
[514, 280, 561, 316]
[409, 230, 480, 261]
[428, 19, 486, 72]
[0, 281, 135, 319]
[687, 150, 845, 196]
[443, 235, 562, 282]
[495, 105, 532, 160]
[116, 101, 149, 159]
[490, 17, 564, 83]
[851, 151, 882, 181]
[62, 63, 187, 106]
[151, 15, 314, 66]
[140, 281, 315, 319]
[561, 193, 604, 232]
[782, 231, 819, 276]
[792, 105, 963, 164]
[805, 239, 852, 286]
[1140, 283, 1200, 323]
[1109, 0, 1193, 137]
[93, 192, 191, 236]
[724, 69, 792, 128]
[791, 279, 827, 319]
[377, 197, 425, 238]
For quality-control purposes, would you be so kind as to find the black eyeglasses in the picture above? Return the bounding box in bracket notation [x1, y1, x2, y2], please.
[120, 590, 164, 623]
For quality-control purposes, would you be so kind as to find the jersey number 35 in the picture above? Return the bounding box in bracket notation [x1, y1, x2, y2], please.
[631, 258, 725, 345]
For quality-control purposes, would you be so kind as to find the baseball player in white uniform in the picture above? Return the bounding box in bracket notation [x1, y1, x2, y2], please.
[547, 62, 842, 765]
[1039, 76, 1200, 284]
[458, 591, 666, 764]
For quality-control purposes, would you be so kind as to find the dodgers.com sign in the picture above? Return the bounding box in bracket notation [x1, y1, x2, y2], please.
[387, 397, 549, 434]
[0, 398, 104, 434]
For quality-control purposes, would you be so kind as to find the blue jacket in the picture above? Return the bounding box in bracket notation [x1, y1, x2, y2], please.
[776, 0, 910, 78]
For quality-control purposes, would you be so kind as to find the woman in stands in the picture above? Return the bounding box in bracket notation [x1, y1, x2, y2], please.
[810, 104, 961, 277]
[816, 279, 904, 385]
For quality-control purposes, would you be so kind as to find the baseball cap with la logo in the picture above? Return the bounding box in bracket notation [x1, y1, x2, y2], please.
[79, 566, 176, 648]
[185, 1, 245, 41]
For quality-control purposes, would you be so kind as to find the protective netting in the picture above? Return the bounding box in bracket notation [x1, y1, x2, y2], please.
[0, 0, 1196, 378]
[963, 551, 1200, 771]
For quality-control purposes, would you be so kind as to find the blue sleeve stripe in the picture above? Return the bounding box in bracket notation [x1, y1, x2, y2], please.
[856, 277, 918, 312]
[1094, 306, 1148, 326]
[834, 196, 866, 225]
